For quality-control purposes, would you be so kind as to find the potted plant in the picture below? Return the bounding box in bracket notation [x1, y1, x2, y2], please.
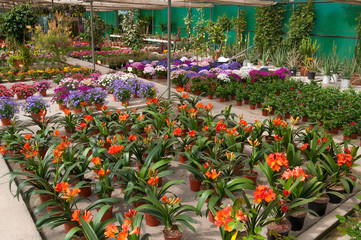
[87, 88, 107, 110]
[139, 82, 157, 99]
[65, 90, 87, 113]
[136, 190, 200, 240]
[34, 80, 51, 97]
[112, 80, 133, 106]
[52, 87, 70, 110]
[286, 49, 299, 76]
[23, 95, 49, 119]
[299, 37, 319, 76]
[0, 97, 19, 126]
[319, 57, 332, 85]
[340, 57, 358, 89]
[307, 57, 319, 80]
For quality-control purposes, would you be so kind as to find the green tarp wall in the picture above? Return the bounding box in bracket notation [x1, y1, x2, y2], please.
[135, 1, 361, 58]
[86, 11, 118, 35]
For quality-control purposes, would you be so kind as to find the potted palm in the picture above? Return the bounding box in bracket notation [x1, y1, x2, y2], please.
[136, 190, 200, 240]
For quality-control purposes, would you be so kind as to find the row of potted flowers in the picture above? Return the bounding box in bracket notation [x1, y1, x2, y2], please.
[1, 88, 359, 240]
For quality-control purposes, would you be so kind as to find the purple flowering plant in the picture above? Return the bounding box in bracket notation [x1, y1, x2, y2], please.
[34, 80, 51, 92]
[65, 90, 87, 108]
[0, 97, 19, 119]
[139, 82, 158, 99]
[52, 87, 70, 105]
[87, 88, 107, 104]
[112, 80, 134, 102]
[23, 95, 49, 114]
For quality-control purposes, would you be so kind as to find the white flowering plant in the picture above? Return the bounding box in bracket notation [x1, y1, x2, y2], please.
[217, 73, 230, 83]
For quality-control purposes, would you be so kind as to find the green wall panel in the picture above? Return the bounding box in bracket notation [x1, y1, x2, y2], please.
[137, 2, 361, 58]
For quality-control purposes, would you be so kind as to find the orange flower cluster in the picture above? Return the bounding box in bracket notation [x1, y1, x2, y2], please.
[63, 108, 71, 116]
[266, 152, 289, 172]
[204, 103, 213, 111]
[147, 176, 159, 186]
[21, 142, 38, 159]
[50, 130, 60, 137]
[254, 185, 276, 203]
[0, 146, 7, 155]
[53, 139, 71, 163]
[337, 153, 353, 167]
[188, 130, 196, 137]
[91, 157, 101, 166]
[226, 128, 238, 137]
[55, 182, 81, 202]
[119, 113, 129, 121]
[317, 137, 330, 149]
[72, 209, 93, 224]
[145, 98, 158, 105]
[94, 168, 110, 178]
[300, 143, 309, 151]
[161, 195, 180, 205]
[182, 93, 189, 99]
[215, 120, 227, 132]
[137, 114, 144, 120]
[104, 210, 140, 239]
[214, 205, 248, 232]
[187, 108, 199, 118]
[205, 169, 221, 179]
[274, 135, 284, 142]
[179, 104, 187, 110]
[128, 135, 137, 141]
[239, 119, 248, 127]
[108, 145, 124, 154]
[80, 101, 87, 106]
[84, 115, 93, 122]
[176, 87, 185, 93]
[282, 167, 308, 181]
[173, 127, 183, 136]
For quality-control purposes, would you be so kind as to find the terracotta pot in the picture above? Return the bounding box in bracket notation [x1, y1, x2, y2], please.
[250, 104, 256, 110]
[208, 211, 215, 223]
[300, 66, 308, 76]
[219, 98, 225, 102]
[244, 172, 258, 185]
[264, 135, 275, 144]
[59, 104, 66, 110]
[189, 174, 202, 192]
[145, 213, 160, 226]
[262, 110, 269, 116]
[231, 96, 236, 100]
[73, 107, 82, 114]
[47, 205, 63, 216]
[343, 136, 351, 141]
[163, 227, 183, 240]
[302, 116, 309, 122]
[270, 110, 275, 115]
[39, 148, 47, 158]
[64, 222, 78, 233]
[276, 115, 283, 120]
[176, 83, 183, 88]
[225, 97, 230, 101]
[95, 103, 103, 110]
[331, 128, 339, 134]
[31, 112, 42, 119]
[17, 94, 23, 100]
[351, 133, 358, 139]
[134, 93, 139, 98]
[233, 163, 245, 176]
[284, 113, 291, 119]
[256, 103, 262, 108]
[99, 206, 113, 222]
[275, 92, 281, 96]
[236, 101, 242, 106]
[39, 193, 52, 203]
[79, 179, 92, 197]
[133, 199, 146, 208]
[179, 154, 187, 163]
[1, 118, 11, 126]
[194, 90, 201, 95]
[207, 95, 213, 99]
[40, 90, 46, 97]
[244, 99, 250, 104]
[121, 100, 129, 106]
[186, 86, 191, 93]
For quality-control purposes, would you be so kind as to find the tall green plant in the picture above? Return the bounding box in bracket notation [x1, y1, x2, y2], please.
[232, 9, 247, 48]
[254, 5, 285, 53]
[122, 10, 144, 51]
[284, 0, 316, 49]
[84, 13, 109, 47]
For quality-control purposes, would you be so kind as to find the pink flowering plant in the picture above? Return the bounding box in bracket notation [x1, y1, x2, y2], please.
[34, 80, 51, 92]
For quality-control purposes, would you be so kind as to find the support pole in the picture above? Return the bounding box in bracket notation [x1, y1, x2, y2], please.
[167, 0, 171, 99]
[152, 10, 154, 35]
[90, 0, 96, 71]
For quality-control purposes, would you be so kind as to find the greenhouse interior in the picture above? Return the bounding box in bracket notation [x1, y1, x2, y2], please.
[1, 0, 361, 239]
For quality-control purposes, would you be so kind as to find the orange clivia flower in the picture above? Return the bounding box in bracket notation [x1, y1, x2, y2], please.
[179, 104, 187, 110]
[173, 127, 183, 136]
[226, 128, 238, 137]
[281, 121, 288, 128]
[55, 182, 69, 193]
[147, 176, 159, 186]
[25, 134, 32, 140]
[124, 209, 137, 220]
[204, 103, 213, 111]
[337, 153, 353, 167]
[188, 130, 196, 137]
[214, 205, 233, 231]
[119, 113, 129, 121]
[108, 145, 124, 154]
[253, 185, 276, 203]
[50, 130, 60, 137]
[300, 143, 309, 151]
[176, 86, 185, 92]
[215, 120, 227, 132]
[91, 157, 101, 166]
[202, 125, 209, 132]
[182, 93, 189, 99]
[281, 167, 308, 181]
[80, 101, 87, 106]
[196, 102, 204, 109]
[82, 210, 93, 223]
[273, 119, 282, 126]
[79, 122, 87, 129]
[62, 188, 81, 202]
[266, 152, 289, 172]
[101, 105, 108, 111]
[205, 169, 221, 179]
[105, 223, 119, 238]
[84, 115, 93, 122]
[161, 195, 180, 205]
[63, 108, 71, 116]
[0, 146, 7, 155]
[71, 209, 80, 223]
[128, 135, 137, 141]
[239, 119, 248, 127]
[96, 168, 110, 178]
[129, 227, 140, 235]
[283, 189, 291, 198]
[137, 114, 144, 120]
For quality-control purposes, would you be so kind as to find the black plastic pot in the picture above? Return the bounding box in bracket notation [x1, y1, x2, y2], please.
[308, 71, 316, 80]
[308, 195, 329, 217]
[267, 231, 289, 240]
[344, 177, 356, 194]
[287, 212, 307, 231]
[267, 219, 291, 240]
[327, 186, 344, 204]
[290, 69, 297, 76]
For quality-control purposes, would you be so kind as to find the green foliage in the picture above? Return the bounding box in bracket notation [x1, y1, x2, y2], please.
[189, 8, 209, 55]
[122, 10, 144, 51]
[299, 37, 319, 63]
[336, 195, 361, 240]
[1, 3, 37, 44]
[84, 13, 109, 47]
[32, 12, 71, 63]
[232, 10, 247, 48]
[254, 6, 285, 53]
[284, 0, 316, 49]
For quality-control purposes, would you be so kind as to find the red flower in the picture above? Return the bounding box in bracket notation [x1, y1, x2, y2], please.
[173, 128, 182, 136]
[300, 143, 309, 151]
[188, 130, 196, 137]
[215, 120, 227, 132]
[84, 115, 93, 122]
[128, 135, 137, 141]
[253, 185, 276, 203]
[337, 153, 353, 167]
[266, 152, 289, 172]
[108, 145, 124, 154]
